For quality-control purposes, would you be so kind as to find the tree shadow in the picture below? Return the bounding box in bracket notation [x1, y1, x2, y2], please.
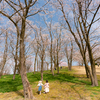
[70, 85, 84, 99]
[0, 75, 23, 93]
[43, 73, 91, 85]
[14, 90, 24, 97]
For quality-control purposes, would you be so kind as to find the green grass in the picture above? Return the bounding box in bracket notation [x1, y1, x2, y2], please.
[0, 67, 100, 100]
[0, 74, 22, 92]
[0, 67, 97, 92]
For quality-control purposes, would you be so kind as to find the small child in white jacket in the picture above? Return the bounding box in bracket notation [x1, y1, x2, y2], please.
[37, 81, 43, 95]
[44, 80, 49, 93]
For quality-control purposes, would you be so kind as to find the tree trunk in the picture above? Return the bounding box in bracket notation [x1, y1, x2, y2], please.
[47, 63, 49, 70]
[0, 32, 8, 78]
[87, 36, 98, 86]
[20, 19, 33, 99]
[39, 61, 41, 72]
[37, 58, 38, 72]
[20, 39, 33, 99]
[13, 59, 17, 80]
[41, 57, 44, 81]
[69, 63, 72, 71]
[57, 53, 59, 74]
[85, 64, 95, 86]
[0, 61, 6, 78]
[68, 60, 72, 71]
[84, 65, 89, 78]
[65, 41, 73, 71]
[13, 31, 19, 80]
[34, 53, 37, 74]
[83, 57, 89, 78]
[50, 44, 54, 75]
[69, 41, 73, 71]
[21, 71, 33, 99]
[51, 60, 54, 75]
[68, 61, 70, 70]
[91, 63, 98, 86]
[83, 53, 97, 86]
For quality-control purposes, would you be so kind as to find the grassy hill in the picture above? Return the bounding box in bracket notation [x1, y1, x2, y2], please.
[0, 67, 100, 100]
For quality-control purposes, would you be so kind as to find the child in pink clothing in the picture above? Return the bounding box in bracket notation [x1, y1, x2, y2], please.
[44, 80, 49, 93]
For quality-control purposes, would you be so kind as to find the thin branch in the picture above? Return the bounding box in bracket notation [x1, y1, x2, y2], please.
[88, 4, 100, 33]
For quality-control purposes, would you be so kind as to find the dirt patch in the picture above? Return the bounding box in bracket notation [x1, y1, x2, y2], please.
[72, 65, 100, 75]
[0, 90, 24, 100]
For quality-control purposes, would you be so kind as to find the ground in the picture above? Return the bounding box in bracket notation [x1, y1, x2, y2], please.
[73, 65, 100, 75]
[0, 66, 100, 100]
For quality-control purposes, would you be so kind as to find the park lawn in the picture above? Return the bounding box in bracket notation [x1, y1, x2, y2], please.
[0, 67, 100, 100]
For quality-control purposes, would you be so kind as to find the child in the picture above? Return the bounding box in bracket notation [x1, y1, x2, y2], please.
[37, 81, 43, 95]
[44, 80, 49, 93]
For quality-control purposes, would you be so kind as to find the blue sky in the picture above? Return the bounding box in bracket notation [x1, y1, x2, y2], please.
[0, 0, 89, 73]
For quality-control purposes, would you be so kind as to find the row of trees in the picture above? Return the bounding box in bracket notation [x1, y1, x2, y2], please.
[52, 0, 100, 86]
[0, 0, 100, 99]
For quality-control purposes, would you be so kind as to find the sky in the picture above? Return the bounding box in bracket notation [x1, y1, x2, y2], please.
[0, 0, 82, 65]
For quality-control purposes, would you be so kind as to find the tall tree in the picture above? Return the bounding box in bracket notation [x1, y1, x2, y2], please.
[0, 0, 50, 99]
[52, 0, 100, 86]
[35, 27, 49, 81]
[64, 37, 73, 71]
[44, 19, 54, 75]
[52, 23, 63, 74]
[0, 31, 8, 78]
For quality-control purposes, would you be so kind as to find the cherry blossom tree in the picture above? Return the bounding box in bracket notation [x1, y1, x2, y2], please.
[0, 30, 8, 78]
[0, 0, 50, 99]
[51, 23, 64, 74]
[73, 50, 84, 66]
[63, 35, 74, 71]
[34, 27, 49, 81]
[44, 19, 54, 75]
[51, 0, 100, 86]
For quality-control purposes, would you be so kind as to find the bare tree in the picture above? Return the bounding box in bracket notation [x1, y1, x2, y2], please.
[35, 27, 49, 81]
[64, 38, 73, 71]
[9, 28, 20, 79]
[26, 59, 33, 73]
[44, 19, 54, 75]
[73, 50, 84, 66]
[0, 31, 8, 78]
[52, 0, 100, 86]
[52, 24, 64, 74]
[0, 0, 50, 99]
[34, 49, 38, 74]
[32, 35, 39, 74]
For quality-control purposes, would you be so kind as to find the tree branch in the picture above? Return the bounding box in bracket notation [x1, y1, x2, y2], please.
[88, 4, 100, 33]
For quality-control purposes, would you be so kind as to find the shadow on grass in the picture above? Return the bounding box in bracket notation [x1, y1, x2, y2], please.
[43, 73, 91, 85]
[0, 73, 41, 93]
[70, 85, 83, 99]
[0, 74, 23, 93]
[27, 72, 41, 83]
[14, 90, 24, 97]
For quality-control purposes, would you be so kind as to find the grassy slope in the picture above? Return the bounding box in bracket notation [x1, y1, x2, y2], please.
[0, 67, 100, 100]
